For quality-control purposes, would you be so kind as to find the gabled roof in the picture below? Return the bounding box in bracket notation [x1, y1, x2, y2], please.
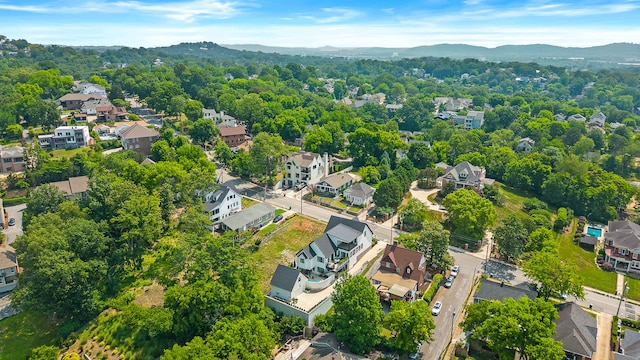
[140, 158, 156, 165]
[218, 125, 246, 137]
[287, 151, 322, 168]
[326, 223, 361, 243]
[48, 176, 89, 196]
[312, 233, 338, 259]
[220, 202, 275, 231]
[553, 302, 597, 358]
[0, 245, 17, 270]
[324, 215, 369, 234]
[59, 93, 105, 102]
[379, 243, 425, 283]
[0, 146, 24, 158]
[619, 329, 640, 359]
[204, 185, 233, 213]
[580, 235, 598, 245]
[270, 264, 305, 292]
[119, 123, 160, 140]
[441, 161, 483, 183]
[568, 114, 587, 122]
[318, 173, 353, 189]
[607, 221, 640, 250]
[345, 182, 375, 199]
[474, 278, 537, 302]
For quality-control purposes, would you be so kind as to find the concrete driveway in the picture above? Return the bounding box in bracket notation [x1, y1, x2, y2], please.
[2, 203, 26, 245]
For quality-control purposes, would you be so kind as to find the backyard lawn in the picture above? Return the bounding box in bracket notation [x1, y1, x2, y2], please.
[558, 220, 617, 294]
[0, 311, 58, 360]
[492, 184, 536, 227]
[249, 215, 326, 293]
[50, 147, 92, 160]
[241, 196, 258, 209]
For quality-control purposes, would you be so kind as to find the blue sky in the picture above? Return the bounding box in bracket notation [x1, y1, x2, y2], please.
[0, 0, 638, 48]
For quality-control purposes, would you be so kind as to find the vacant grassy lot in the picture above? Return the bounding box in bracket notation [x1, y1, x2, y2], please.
[50, 147, 92, 160]
[250, 215, 326, 293]
[492, 184, 535, 227]
[0, 311, 58, 360]
[558, 220, 617, 294]
[241, 196, 258, 209]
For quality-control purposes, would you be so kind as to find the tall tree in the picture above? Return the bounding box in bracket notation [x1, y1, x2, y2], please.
[443, 189, 496, 240]
[384, 300, 435, 353]
[494, 214, 529, 261]
[523, 251, 584, 300]
[189, 118, 217, 145]
[462, 297, 565, 360]
[333, 275, 384, 354]
[249, 132, 289, 185]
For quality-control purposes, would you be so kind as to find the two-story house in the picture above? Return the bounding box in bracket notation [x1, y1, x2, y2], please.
[296, 216, 373, 276]
[119, 123, 160, 155]
[343, 182, 375, 207]
[554, 302, 598, 360]
[453, 110, 485, 130]
[437, 161, 494, 193]
[0, 146, 25, 174]
[38, 126, 91, 150]
[96, 105, 129, 122]
[372, 242, 428, 301]
[516, 137, 536, 152]
[217, 124, 248, 151]
[589, 112, 607, 127]
[0, 246, 18, 293]
[283, 151, 329, 189]
[58, 93, 106, 110]
[204, 185, 241, 227]
[268, 264, 308, 302]
[604, 220, 640, 273]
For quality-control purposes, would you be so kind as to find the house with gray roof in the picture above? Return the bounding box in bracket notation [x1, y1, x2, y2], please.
[453, 110, 484, 130]
[296, 216, 373, 276]
[284, 151, 329, 189]
[516, 137, 536, 152]
[616, 329, 640, 359]
[219, 202, 275, 232]
[589, 112, 607, 127]
[568, 114, 587, 122]
[204, 185, 241, 227]
[437, 161, 494, 193]
[473, 278, 537, 303]
[0, 245, 18, 293]
[48, 176, 89, 199]
[268, 264, 308, 302]
[343, 182, 375, 206]
[314, 173, 354, 195]
[604, 220, 640, 273]
[554, 302, 597, 360]
[0, 146, 24, 174]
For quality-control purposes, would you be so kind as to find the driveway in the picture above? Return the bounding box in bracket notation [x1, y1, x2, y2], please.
[2, 203, 26, 245]
[409, 182, 444, 212]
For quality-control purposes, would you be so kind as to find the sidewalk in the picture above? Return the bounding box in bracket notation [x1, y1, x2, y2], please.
[593, 312, 613, 360]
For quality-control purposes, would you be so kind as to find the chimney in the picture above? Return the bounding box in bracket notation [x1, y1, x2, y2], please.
[323, 152, 329, 177]
[392, 240, 398, 246]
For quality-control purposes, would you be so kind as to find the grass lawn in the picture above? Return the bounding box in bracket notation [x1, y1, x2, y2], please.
[0, 311, 58, 360]
[492, 184, 535, 227]
[275, 209, 285, 216]
[242, 197, 258, 209]
[558, 220, 617, 294]
[334, 201, 348, 209]
[50, 147, 92, 160]
[249, 215, 326, 293]
[625, 277, 640, 301]
[256, 223, 277, 237]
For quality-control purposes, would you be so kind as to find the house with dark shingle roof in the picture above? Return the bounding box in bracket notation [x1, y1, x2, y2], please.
[268, 264, 308, 302]
[437, 161, 494, 193]
[203, 185, 241, 227]
[604, 220, 640, 273]
[553, 302, 597, 360]
[0, 245, 18, 292]
[296, 216, 372, 276]
[616, 329, 640, 359]
[372, 243, 427, 301]
[343, 182, 375, 206]
[473, 278, 537, 303]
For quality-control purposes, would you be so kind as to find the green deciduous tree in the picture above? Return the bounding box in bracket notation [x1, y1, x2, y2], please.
[523, 251, 584, 300]
[493, 214, 529, 261]
[183, 99, 204, 122]
[443, 189, 496, 240]
[462, 297, 564, 360]
[249, 132, 289, 184]
[398, 198, 429, 229]
[189, 118, 217, 145]
[384, 300, 435, 353]
[373, 178, 404, 210]
[333, 275, 384, 354]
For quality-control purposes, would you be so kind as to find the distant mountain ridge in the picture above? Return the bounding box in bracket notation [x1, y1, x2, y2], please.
[221, 43, 640, 62]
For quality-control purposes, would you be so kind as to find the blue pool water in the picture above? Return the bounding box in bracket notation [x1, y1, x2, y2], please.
[587, 226, 603, 238]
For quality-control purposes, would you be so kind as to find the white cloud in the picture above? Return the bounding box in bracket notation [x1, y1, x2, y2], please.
[299, 7, 362, 24]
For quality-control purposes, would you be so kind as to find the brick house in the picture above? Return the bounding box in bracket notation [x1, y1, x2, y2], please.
[372, 242, 428, 302]
[604, 220, 640, 273]
[119, 124, 160, 155]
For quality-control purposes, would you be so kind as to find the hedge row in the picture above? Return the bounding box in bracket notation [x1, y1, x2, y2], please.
[3, 196, 26, 206]
[423, 274, 443, 304]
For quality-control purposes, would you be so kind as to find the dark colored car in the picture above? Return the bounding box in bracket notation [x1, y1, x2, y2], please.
[272, 214, 284, 223]
[8, 218, 15, 226]
[444, 276, 454, 288]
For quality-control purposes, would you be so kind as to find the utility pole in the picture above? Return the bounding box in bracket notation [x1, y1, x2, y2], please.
[616, 280, 630, 317]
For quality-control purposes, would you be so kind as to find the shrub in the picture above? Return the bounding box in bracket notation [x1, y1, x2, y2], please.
[3, 196, 26, 206]
[423, 274, 443, 303]
[523, 198, 547, 212]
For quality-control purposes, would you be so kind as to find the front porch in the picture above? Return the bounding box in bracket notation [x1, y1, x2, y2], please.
[605, 248, 640, 273]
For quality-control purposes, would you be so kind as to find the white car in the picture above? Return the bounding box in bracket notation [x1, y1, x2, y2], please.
[451, 265, 459, 278]
[432, 301, 442, 316]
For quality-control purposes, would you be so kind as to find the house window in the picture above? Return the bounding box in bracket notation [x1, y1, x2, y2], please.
[385, 262, 390, 268]
[318, 257, 324, 263]
[406, 268, 411, 274]
[299, 258, 304, 264]
[3, 158, 11, 163]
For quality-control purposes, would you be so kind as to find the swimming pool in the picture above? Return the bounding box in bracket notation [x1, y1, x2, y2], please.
[587, 226, 603, 238]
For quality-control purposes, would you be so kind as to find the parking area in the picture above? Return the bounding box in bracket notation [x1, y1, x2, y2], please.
[2, 203, 25, 245]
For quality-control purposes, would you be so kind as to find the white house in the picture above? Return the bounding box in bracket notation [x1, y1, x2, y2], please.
[268, 265, 308, 302]
[204, 185, 241, 226]
[314, 173, 354, 195]
[0, 246, 18, 293]
[284, 151, 329, 189]
[343, 182, 375, 206]
[38, 126, 91, 150]
[296, 216, 373, 275]
[516, 137, 536, 152]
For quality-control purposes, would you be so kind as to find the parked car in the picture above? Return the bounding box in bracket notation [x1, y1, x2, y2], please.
[272, 214, 284, 223]
[451, 265, 459, 278]
[409, 343, 422, 360]
[432, 301, 442, 316]
[8, 218, 15, 226]
[444, 276, 454, 288]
